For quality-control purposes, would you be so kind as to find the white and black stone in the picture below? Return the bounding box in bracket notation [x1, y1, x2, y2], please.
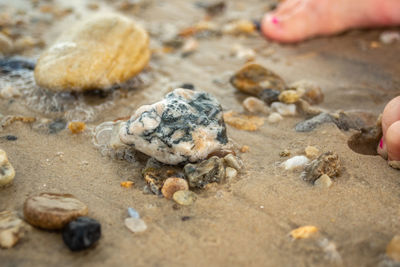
[119, 88, 228, 165]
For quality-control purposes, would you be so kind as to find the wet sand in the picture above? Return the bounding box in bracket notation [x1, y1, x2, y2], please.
[1, 0, 400, 266]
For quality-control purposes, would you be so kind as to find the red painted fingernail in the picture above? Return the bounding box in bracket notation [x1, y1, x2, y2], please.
[271, 16, 279, 25]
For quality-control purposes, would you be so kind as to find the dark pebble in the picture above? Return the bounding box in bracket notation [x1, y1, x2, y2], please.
[48, 119, 67, 134]
[0, 57, 35, 74]
[62, 217, 101, 252]
[181, 216, 191, 221]
[252, 20, 261, 32]
[5, 135, 17, 141]
[258, 89, 280, 105]
[180, 83, 195, 90]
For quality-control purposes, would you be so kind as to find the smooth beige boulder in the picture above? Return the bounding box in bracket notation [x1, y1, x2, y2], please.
[34, 13, 150, 92]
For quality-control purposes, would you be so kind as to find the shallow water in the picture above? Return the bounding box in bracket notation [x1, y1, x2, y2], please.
[1, 0, 400, 266]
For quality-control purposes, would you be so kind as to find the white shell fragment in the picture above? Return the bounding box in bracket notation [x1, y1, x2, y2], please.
[119, 89, 228, 165]
[125, 217, 147, 233]
[271, 102, 297, 116]
[282, 156, 309, 170]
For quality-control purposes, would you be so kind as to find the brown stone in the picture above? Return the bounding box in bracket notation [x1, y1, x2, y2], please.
[161, 177, 189, 199]
[223, 110, 264, 131]
[23, 193, 88, 230]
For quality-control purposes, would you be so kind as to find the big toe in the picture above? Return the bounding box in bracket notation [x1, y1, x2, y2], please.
[386, 121, 400, 161]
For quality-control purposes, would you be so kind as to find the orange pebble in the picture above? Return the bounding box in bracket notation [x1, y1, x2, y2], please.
[240, 145, 250, 153]
[289, 226, 318, 239]
[68, 121, 86, 134]
[120, 181, 134, 188]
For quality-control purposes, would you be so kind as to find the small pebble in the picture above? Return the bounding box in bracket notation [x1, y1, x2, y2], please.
[224, 154, 243, 171]
[62, 217, 101, 251]
[271, 102, 296, 116]
[380, 31, 400, 44]
[314, 174, 332, 188]
[258, 89, 280, 105]
[278, 90, 300, 104]
[305, 146, 319, 159]
[388, 161, 400, 170]
[172, 190, 197, 206]
[23, 193, 88, 230]
[125, 217, 147, 233]
[5, 135, 17, 141]
[242, 97, 270, 114]
[181, 216, 191, 221]
[48, 119, 67, 134]
[223, 110, 264, 131]
[240, 145, 250, 153]
[223, 19, 256, 35]
[267, 112, 283, 123]
[120, 181, 134, 188]
[230, 44, 256, 61]
[387, 235, 400, 262]
[225, 167, 237, 180]
[127, 207, 140, 219]
[0, 33, 13, 55]
[282, 156, 309, 170]
[0, 211, 28, 249]
[295, 113, 333, 132]
[68, 121, 86, 134]
[279, 149, 291, 157]
[290, 226, 318, 239]
[0, 149, 15, 188]
[180, 83, 195, 90]
[289, 80, 324, 105]
[161, 177, 189, 199]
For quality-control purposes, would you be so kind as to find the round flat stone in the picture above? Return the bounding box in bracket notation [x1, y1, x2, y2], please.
[62, 216, 101, 251]
[23, 193, 88, 230]
[125, 217, 147, 233]
[161, 177, 189, 199]
[172, 190, 197, 206]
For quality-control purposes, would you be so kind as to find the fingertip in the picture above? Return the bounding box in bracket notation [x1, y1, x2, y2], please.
[386, 120, 400, 161]
[382, 96, 400, 135]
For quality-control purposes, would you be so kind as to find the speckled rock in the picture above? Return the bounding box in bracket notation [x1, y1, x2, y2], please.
[161, 177, 189, 199]
[120, 89, 228, 165]
[0, 149, 15, 188]
[0, 211, 29, 249]
[230, 63, 286, 96]
[23, 193, 88, 230]
[34, 13, 150, 92]
[172, 190, 197, 205]
[184, 156, 225, 188]
[62, 217, 101, 251]
[301, 152, 340, 183]
[295, 113, 333, 132]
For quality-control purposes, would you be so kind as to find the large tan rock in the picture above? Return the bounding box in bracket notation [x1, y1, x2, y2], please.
[34, 13, 150, 92]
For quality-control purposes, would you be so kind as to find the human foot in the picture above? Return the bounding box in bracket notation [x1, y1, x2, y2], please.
[378, 96, 400, 162]
[261, 0, 400, 43]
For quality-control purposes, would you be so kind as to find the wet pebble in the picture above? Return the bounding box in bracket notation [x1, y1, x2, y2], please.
[305, 146, 319, 159]
[314, 174, 332, 188]
[290, 226, 319, 239]
[271, 102, 296, 116]
[127, 207, 140, 219]
[289, 80, 324, 105]
[0, 211, 29, 249]
[387, 235, 400, 262]
[125, 217, 147, 233]
[223, 110, 264, 131]
[282, 156, 309, 170]
[278, 90, 300, 104]
[173, 190, 197, 206]
[184, 156, 225, 188]
[230, 63, 286, 96]
[62, 217, 101, 251]
[225, 167, 237, 180]
[258, 89, 280, 105]
[119, 89, 227, 165]
[301, 152, 340, 184]
[223, 154, 243, 171]
[23, 193, 88, 230]
[34, 13, 150, 92]
[242, 97, 269, 114]
[161, 177, 189, 199]
[267, 112, 283, 123]
[0, 149, 15, 187]
[295, 113, 333, 132]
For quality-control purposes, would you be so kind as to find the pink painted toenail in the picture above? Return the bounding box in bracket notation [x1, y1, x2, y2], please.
[271, 16, 279, 25]
[379, 138, 383, 149]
